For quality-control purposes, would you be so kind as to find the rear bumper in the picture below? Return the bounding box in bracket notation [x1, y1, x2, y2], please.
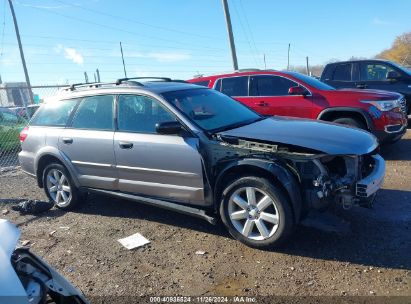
[356, 155, 385, 198]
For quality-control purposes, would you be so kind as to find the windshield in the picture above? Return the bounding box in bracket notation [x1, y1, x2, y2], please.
[162, 88, 261, 132]
[390, 61, 411, 76]
[286, 72, 336, 90]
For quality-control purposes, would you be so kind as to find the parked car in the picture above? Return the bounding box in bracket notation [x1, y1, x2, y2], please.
[19, 78, 385, 248]
[320, 59, 411, 118]
[188, 69, 408, 144]
[0, 219, 88, 304]
[10, 104, 41, 119]
[0, 107, 27, 153]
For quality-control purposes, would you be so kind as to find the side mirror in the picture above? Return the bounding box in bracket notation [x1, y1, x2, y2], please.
[288, 86, 309, 96]
[387, 71, 402, 81]
[155, 121, 182, 135]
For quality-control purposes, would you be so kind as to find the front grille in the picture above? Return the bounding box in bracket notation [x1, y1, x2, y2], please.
[399, 97, 407, 114]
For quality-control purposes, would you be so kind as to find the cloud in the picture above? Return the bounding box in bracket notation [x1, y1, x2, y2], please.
[372, 17, 397, 26]
[147, 52, 191, 62]
[54, 44, 84, 65]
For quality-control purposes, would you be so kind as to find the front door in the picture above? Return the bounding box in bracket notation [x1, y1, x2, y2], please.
[58, 95, 117, 190]
[248, 75, 313, 118]
[114, 94, 204, 205]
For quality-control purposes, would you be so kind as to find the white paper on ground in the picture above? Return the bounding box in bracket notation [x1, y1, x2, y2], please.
[118, 233, 150, 250]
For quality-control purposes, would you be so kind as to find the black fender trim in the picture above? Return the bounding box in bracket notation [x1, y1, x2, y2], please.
[317, 107, 374, 130]
[214, 158, 303, 223]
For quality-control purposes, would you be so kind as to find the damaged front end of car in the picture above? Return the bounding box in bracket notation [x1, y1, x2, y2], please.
[214, 134, 385, 214]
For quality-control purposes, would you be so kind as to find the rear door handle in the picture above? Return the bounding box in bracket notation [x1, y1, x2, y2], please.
[62, 137, 73, 144]
[119, 141, 133, 149]
[356, 83, 367, 89]
[256, 101, 269, 107]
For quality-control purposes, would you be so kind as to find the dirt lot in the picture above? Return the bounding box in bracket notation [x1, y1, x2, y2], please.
[1, 132, 410, 301]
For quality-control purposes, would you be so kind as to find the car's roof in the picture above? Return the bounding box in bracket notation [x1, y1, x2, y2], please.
[325, 59, 392, 65]
[189, 69, 302, 81]
[53, 81, 203, 100]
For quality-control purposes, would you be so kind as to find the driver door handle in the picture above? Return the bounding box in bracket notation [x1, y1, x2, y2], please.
[119, 141, 133, 149]
[62, 137, 73, 144]
[356, 83, 367, 89]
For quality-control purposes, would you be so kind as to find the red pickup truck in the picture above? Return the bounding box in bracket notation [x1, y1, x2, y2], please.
[188, 70, 408, 144]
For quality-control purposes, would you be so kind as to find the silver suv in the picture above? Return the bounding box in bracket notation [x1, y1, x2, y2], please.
[19, 77, 385, 248]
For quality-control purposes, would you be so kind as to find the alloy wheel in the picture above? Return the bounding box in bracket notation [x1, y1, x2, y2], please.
[46, 169, 72, 207]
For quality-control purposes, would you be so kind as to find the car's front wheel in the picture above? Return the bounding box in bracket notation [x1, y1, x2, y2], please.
[43, 163, 81, 210]
[220, 176, 294, 248]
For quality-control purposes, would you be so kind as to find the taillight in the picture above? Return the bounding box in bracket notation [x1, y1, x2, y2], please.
[19, 126, 29, 143]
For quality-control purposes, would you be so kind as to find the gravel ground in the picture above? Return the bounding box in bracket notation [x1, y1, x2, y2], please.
[0, 132, 410, 301]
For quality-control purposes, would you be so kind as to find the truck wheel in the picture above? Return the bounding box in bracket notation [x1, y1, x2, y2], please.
[332, 117, 367, 130]
[42, 163, 81, 210]
[220, 176, 294, 248]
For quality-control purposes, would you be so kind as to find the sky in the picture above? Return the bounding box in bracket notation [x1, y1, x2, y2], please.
[0, 0, 410, 85]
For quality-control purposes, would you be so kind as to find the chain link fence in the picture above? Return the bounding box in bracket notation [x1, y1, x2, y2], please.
[0, 84, 68, 170]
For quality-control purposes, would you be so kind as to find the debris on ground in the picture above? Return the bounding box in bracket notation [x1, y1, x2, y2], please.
[118, 233, 150, 250]
[49, 230, 57, 237]
[11, 200, 53, 215]
[1, 209, 9, 215]
[21, 240, 30, 246]
[59, 226, 70, 230]
[195, 250, 206, 255]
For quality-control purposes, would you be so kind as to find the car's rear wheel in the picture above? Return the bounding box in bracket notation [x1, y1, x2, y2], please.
[220, 176, 294, 248]
[43, 163, 80, 210]
[332, 117, 367, 130]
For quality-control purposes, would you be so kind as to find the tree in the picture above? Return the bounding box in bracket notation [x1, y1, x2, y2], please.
[376, 32, 411, 66]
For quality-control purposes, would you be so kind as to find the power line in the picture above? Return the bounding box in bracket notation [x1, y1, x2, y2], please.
[54, 0, 227, 42]
[23, 4, 226, 52]
[238, 0, 261, 66]
[231, 0, 258, 67]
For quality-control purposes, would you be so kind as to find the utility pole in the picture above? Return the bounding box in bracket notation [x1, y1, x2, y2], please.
[263, 54, 266, 69]
[120, 42, 127, 77]
[7, 0, 34, 113]
[96, 68, 101, 82]
[221, 0, 238, 71]
[306, 56, 310, 75]
[287, 43, 290, 70]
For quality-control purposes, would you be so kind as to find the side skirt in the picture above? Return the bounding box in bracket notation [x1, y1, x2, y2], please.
[86, 188, 217, 225]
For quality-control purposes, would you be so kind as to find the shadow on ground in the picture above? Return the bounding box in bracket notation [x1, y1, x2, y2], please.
[70, 188, 411, 271]
[381, 138, 411, 161]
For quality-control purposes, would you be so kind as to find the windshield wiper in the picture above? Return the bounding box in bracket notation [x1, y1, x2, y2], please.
[209, 116, 266, 134]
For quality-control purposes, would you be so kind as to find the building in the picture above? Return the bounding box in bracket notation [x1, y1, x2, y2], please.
[0, 82, 32, 107]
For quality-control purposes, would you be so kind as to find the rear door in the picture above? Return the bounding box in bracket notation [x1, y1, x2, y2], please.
[214, 76, 255, 110]
[325, 62, 356, 89]
[58, 95, 117, 190]
[114, 94, 204, 205]
[248, 75, 313, 118]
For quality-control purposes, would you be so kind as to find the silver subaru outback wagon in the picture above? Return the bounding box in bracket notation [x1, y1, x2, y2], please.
[19, 77, 385, 248]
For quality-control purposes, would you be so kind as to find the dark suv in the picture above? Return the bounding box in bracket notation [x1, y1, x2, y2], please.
[188, 70, 407, 144]
[19, 78, 385, 248]
[321, 59, 411, 117]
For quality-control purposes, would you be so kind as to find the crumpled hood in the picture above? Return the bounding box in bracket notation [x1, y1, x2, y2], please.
[219, 117, 378, 155]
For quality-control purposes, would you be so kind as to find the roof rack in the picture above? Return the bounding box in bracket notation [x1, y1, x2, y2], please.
[65, 77, 184, 92]
[115, 77, 172, 85]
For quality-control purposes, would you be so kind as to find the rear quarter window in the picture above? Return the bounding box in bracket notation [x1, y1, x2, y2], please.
[30, 99, 78, 127]
[218, 76, 249, 97]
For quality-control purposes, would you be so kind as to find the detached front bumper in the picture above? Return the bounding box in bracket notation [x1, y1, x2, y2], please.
[356, 155, 385, 198]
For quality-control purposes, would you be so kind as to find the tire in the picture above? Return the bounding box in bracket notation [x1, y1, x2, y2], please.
[219, 176, 294, 249]
[42, 163, 81, 210]
[332, 117, 367, 130]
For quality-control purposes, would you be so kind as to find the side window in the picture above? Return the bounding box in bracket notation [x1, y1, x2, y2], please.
[30, 99, 78, 127]
[71, 95, 114, 130]
[117, 95, 176, 133]
[220, 76, 248, 96]
[360, 64, 395, 81]
[250, 75, 297, 96]
[332, 64, 352, 81]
